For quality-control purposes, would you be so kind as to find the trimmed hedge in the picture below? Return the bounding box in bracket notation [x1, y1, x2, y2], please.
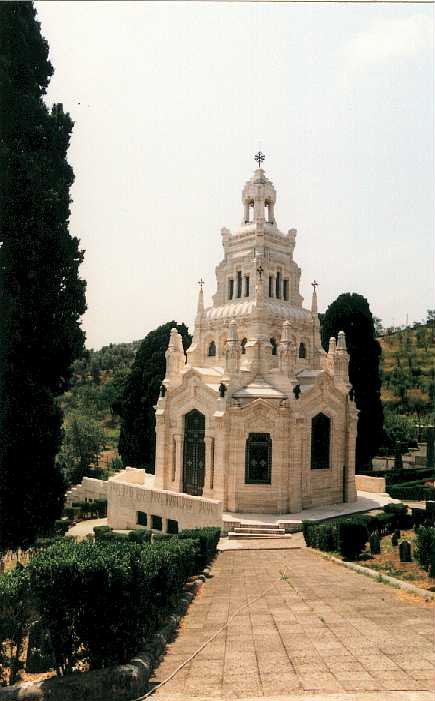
[426, 501, 435, 525]
[27, 537, 200, 674]
[383, 503, 413, 529]
[357, 468, 435, 485]
[302, 518, 369, 560]
[70, 499, 107, 519]
[176, 527, 221, 569]
[128, 527, 152, 544]
[388, 481, 435, 501]
[93, 525, 113, 539]
[415, 526, 435, 577]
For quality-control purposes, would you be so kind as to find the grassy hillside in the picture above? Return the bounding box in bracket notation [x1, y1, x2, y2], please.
[379, 323, 434, 415]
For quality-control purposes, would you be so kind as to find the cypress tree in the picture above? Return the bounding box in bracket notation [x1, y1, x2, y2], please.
[0, 3, 87, 550]
[118, 322, 191, 471]
[321, 293, 384, 472]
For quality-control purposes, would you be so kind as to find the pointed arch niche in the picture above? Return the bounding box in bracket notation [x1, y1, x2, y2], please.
[311, 413, 331, 470]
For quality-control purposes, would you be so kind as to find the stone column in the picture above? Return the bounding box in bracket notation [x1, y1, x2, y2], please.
[154, 415, 166, 489]
[203, 435, 214, 497]
[344, 406, 358, 502]
[173, 433, 184, 493]
[288, 413, 302, 512]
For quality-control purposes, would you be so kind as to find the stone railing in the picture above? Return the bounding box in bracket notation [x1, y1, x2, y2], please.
[65, 477, 108, 506]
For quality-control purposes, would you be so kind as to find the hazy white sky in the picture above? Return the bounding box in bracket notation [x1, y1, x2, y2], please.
[35, 1, 434, 350]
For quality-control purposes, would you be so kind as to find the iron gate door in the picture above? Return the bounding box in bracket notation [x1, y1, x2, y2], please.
[183, 410, 205, 496]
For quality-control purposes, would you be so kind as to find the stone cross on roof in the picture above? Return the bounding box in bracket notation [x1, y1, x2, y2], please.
[254, 151, 265, 168]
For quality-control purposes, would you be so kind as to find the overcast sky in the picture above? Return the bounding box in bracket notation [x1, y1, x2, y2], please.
[35, 1, 433, 350]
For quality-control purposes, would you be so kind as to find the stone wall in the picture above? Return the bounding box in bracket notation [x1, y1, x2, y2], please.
[107, 480, 223, 532]
[65, 477, 108, 506]
[355, 474, 386, 493]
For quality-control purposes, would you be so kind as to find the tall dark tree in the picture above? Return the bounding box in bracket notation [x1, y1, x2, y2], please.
[321, 293, 384, 471]
[0, 3, 86, 550]
[118, 322, 191, 471]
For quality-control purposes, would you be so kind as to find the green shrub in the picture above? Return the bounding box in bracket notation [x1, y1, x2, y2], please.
[383, 503, 409, 528]
[425, 501, 435, 525]
[0, 568, 32, 684]
[28, 537, 199, 674]
[388, 481, 435, 501]
[63, 507, 75, 521]
[415, 526, 435, 577]
[94, 498, 107, 518]
[337, 519, 369, 560]
[53, 519, 71, 536]
[176, 527, 221, 568]
[128, 527, 152, 544]
[317, 523, 338, 551]
[412, 507, 427, 529]
[93, 525, 113, 539]
[302, 521, 315, 547]
[152, 532, 173, 542]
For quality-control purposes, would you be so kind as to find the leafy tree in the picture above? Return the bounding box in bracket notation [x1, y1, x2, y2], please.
[426, 309, 435, 326]
[57, 415, 106, 486]
[321, 293, 384, 471]
[0, 3, 86, 550]
[118, 322, 191, 470]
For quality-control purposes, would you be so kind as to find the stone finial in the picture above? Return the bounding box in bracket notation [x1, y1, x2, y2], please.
[168, 327, 178, 349]
[228, 318, 238, 341]
[196, 286, 204, 316]
[281, 320, 291, 343]
[337, 330, 347, 351]
[311, 280, 318, 314]
[328, 337, 336, 355]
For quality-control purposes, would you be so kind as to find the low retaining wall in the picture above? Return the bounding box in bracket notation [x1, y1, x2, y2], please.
[65, 477, 108, 506]
[355, 474, 386, 493]
[107, 480, 223, 531]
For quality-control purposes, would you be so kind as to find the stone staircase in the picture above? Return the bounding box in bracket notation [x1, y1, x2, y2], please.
[227, 523, 293, 539]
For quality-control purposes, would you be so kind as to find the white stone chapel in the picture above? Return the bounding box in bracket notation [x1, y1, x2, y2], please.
[108, 158, 358, 531]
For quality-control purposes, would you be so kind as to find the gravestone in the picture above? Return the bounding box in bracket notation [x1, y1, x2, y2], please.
[394, 441, 403, 470]
[426, 427, 434, 468]
[399, 539, 412, 562]
[369, 532, 380, 554]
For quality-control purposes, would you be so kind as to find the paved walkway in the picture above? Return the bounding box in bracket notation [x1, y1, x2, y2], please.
[223, 491, 397, 531]
[150, 548, 434, 700]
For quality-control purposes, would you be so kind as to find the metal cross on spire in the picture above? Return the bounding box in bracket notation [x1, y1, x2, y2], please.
[311, 280, 319, 292]
[256, 265, 264, 280]
[254, 151, 265, 168]
[198, 278, 205, 290]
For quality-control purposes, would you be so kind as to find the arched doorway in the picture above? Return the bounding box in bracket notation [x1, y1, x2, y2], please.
[183, 410, 205, 495]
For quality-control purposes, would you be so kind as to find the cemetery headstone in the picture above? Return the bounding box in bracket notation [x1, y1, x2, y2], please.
[426, 427, 434, 468]
[369, 532, 380, 554]
[394, 441, 403, 470]
[399, 539, 412, 562]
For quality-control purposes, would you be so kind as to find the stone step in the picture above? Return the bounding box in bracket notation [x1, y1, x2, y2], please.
[227, 531, 292, 539]
[233, 527, 286, 535]
[233, 522, 285, 530]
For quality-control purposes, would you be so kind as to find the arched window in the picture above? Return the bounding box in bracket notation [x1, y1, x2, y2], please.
[240, 337, 247, 355]
[311, 413, 331, 470]
[208, 341, 216, 357]
[298, 342, 306, 359]
[270, 337, 277, 356]
[245, 433, 272, 484]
